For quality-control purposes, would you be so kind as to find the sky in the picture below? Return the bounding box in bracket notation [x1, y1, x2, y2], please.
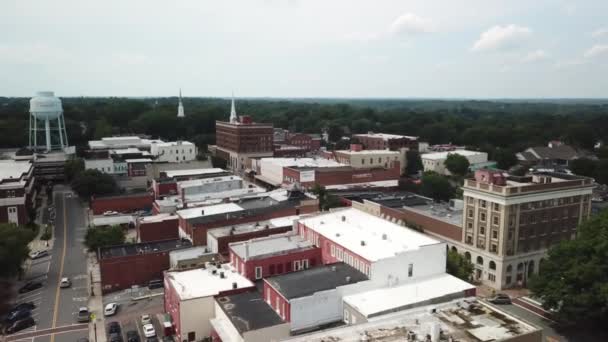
[1, 0, 607, 98]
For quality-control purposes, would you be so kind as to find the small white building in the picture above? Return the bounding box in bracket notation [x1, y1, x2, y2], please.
[88, 136, 163, 150]
[164, 265, 255, 342]
[151, 141, 197, 163]
[177, 176, 243, 198]
[421, 150, 488, 175]
[84, 158, 115, 174]
[334, 149, 400, 169]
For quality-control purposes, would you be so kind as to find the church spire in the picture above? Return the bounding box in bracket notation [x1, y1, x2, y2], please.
[229, 92, 238, 123]
[177, 88, 185, 118]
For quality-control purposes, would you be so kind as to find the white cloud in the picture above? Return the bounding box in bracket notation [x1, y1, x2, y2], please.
[0, 43, 71, 65]
[591, 28, 608, 38]
[522, 49, 549, 63]
[389, 13, 436, 35]
[554, 59, 585, 69]
[471, 24, 532, 52]
[584, 44, 608, 58]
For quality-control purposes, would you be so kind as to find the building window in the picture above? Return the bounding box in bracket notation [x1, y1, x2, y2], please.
[408, 263, 413, 277]
[331, 245, 335, 257]
[492, 230, 498, 239]
[255, 266, 263, 280]
[294, 260, 301, 271]
[302, 259, 309, 269]
[468, 209, 474, 218]
[488, 273, 496, 282]
[480, 200, 486, 208]
[493, 203, 499, 211]
[489, 261, 496, 270]
[467, 222, 473, 230]
[493, 215, 499, 225]
[491, 244, 497, 253]
[276, 297, 280, 313]
[480, 213, 486, 222]
[466, 235, 473, 244]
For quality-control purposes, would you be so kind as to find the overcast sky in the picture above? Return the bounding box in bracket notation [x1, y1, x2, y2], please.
[1, 0, 607, 98]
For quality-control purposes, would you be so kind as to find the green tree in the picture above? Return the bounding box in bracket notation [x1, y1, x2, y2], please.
[71, 169, 119, 199]
[420, 172, 454, 202]
[210, 156, 227, 169]
[311, 184, 343, 211]
[529, 210, 608, 325]
[446, 250, 474, 281]
[405, 150, 423, 175]
[0, 223, 35, 278]
[84, 225, 126, 251]
[444, 153, 470, 176]
[64, 157, 84, 182]
[569, 158, 597, 178]
[93, 117, 113, 139]
[493, 149, 518, 170]
[594, 159, 608, 185]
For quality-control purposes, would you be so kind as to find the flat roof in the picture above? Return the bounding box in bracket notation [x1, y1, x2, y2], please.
[138, 213, 178, 224]
[324, 180, 399, 190]
[260, 157, 344, 168]
[299, 208, 440, 262]
[166, 265, 254, 300]
[163, 168, 226, 178]
[265, 263, 368, 299]
[403, 202, 463, 227]
[100, 239, 191, 259]
[421, 150, 486, 160]
[336, 149, 400, 155]
[354, 133, 418, 141]
[111, 148, 143, 154]
[92, 215, 135, 227]
[177, 175, 241, 188]
[208, 215, 299, 239]
[343, 274, 475, 318]
[230, 234, 315, 260]
[215, 291, 285, 333]
[0, 161, 32, 182]
[284, 299, 539, 342]
[153, 141, 194, 147]
[177, 203, 244, 220]
[169, 246, 215, 261]
[125, 158, 153, 163]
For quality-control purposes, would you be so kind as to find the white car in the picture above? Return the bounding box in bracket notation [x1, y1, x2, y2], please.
[60, 277, 71, 288]
[143, 323, 156, 338]
[103, 211, 119, 216]
[141, 314, 152, 325]
[104, 303, 118, 316]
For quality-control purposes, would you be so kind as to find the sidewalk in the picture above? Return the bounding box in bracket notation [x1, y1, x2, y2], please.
[88, 251, 106, 342]
[24, 194, 54, 276]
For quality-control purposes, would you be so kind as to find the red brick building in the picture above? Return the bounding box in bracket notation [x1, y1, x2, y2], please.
[137, 213, 179, 242]
[91, 192, 154, 215]
[0, 161, 35, 226]
[99, 239, 191, 294]
[152, 168, 230, 198]
[353, 133, 419, 151]
[282, 163, 400, 189]
[229, 234, 322, 281]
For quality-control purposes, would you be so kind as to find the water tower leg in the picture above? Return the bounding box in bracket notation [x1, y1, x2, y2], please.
[45, 119, 51, 152]
[33, 115, 37, 151]
[29, 114, 32, 149]
[58, 117, 64, 148]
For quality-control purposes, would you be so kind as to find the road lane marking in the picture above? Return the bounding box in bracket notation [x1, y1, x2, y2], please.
[49, 194, 68, 342]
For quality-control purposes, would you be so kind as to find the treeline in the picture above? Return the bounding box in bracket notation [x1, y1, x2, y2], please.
[2, 97, 608, 157]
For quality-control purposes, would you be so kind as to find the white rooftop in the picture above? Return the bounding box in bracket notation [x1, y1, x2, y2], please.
[92, 215, 135, 227]
[111, 148, 143, 154]
[170, 246, 213, 262]
[166, 265, 254, 300]
[230, 234, 314, 260]
[299, 208, 440, 261]
[177, 202, 243, 220]
[343, 274, 475, 318]
[261, 157, 344, 168]
[208, 215, 299, 238]
[177, 175, 242, 189]
[337, 149, 400, 155]
[324, 180, 398, 190]
[163, 168, 225, 178]
[421, 150, 485, 160]
[0, 161, 32, 182]
[153, 141, 195, 147]
[355, 133, 419, 141]
[138, 213, 177, 224]
[125, 158, 153, 163]
[88, 137, 163, 149]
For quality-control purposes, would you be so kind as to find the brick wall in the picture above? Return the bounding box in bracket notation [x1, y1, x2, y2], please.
[231, 246, 322, 281]
[380, 206, 463, 242]
[138, 217, 179, 242]
[100, 249, 172, 294]
[283, 163, 400, 188]
[263, 280, 291, 322]
[91, 193, 154, 215]
[0, 204, 27, 225]
[215, 226, 292, 256]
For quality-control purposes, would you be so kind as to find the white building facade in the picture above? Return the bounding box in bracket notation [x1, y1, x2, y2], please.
[151, 141, 197, 163]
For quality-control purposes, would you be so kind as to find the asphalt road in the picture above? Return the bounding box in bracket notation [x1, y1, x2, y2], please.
[10, 188, 89, 342]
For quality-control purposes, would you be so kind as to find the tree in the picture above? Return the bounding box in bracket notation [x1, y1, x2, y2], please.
[210, 156, 227, 169]
[420, 172, 454, 202]
[310, 184, 343, 211]
[64, 158, 84, 182]
[446, 250, 473, 281]
[529, 210, 608, 325]
[0, 223, 35, 278]
[93, 117, 113, 139]
[569, 158, 597, 178]
[444, 154, 470, 176]
[405, 150, 423, 176]
[84, 226, 126, 251]
[493, 149, 518, 170]
[71, 169, 119, 199]
[594, 159, 608, 185]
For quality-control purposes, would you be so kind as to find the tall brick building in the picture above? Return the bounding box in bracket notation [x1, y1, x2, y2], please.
[214, 97, 273, 172]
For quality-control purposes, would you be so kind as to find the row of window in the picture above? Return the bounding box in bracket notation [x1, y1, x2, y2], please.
[521, 196, 580, 210]
[330, 243, 371, 277]
[254, 259, 310, 279]
[266, 290, 286, 320]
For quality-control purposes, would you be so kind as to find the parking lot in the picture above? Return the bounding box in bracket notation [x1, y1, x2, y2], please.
[102, 287, 171, 341]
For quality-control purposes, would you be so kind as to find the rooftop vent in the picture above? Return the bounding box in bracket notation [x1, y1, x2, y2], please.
[341, 215, 346, 222]
[201, 209, 205, 215]
[345, 276, 351, 283]
[382, 233, 388, 240]
[361, 240, 366, 246]
[220, 272, 225, 279]
[232, 282, 238, 289]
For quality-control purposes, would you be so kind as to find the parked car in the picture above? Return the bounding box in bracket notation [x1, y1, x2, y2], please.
[126, 330, 141, 342]
[142, 324, 156, 338]
[489, 293, 512, 304]
[146, 337, 159, 342]
[161, 336, 173, 342]
[6, 317, 35, 334]
[5, 308, 32, 324]
[108, 332, 123, 342]
[148, 279, 163, 289]
[30, 250, 49, 259]
[7, 302, 35, 316]
[108, 321, 121, 335]
[19, 281, 43, 294]
[60, 277, 71, 288]
[141, 314, 152, 326]
[77, 307, 90, 323]
[104, 303, 118, 316]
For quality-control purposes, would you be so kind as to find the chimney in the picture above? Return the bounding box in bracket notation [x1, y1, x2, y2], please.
[232, 282, 238, 289]
[361, 240, 366, 246]
[382, 233, 388, 240]
[220, 272, 225, 279]
[201, 209, 205, 216]
[245, 242, 250, 259]
[341, 215, 346, 222]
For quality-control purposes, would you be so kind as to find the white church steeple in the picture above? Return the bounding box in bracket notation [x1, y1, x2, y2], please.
[177, 88, 185, 118]
[229, 92, 238, 123]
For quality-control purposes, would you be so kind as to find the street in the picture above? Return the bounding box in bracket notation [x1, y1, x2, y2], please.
[8, 187, 89, 342]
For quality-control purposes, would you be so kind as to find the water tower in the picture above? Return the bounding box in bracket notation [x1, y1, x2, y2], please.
[29, 91, 68, 152]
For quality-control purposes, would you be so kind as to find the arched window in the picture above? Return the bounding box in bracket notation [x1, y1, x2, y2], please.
[451, 246, 458, 253]
[464, 252, 471, 261]
[517, 262, 524, 272]
[506, 264, 512, 273]
[476, 256, 484, 265]
[489, 261, 496, 270]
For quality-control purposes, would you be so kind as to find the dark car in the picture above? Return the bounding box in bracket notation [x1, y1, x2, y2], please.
[147, 279, 163, 290]
[489, 293, 512, 304]
[5, 308, 32, 323]
[6, 317, 35, 334]
[127, 330, 140, 342]
[7, 302, 35, 316]
[18, 281, 43, 294]
[161, 337, 173, 342]
[107, 321, 121, 335]
[108, 333, 123, 342]
[146, 337, 159, 342]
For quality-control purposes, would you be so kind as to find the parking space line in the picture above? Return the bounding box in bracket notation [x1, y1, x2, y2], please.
[18, 293, 43, 301]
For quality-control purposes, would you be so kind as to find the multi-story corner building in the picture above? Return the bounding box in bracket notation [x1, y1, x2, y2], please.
[459, 169, 593, 288]
[352, 132, 419, 152]
[0, 161, 35, 225]
[150, 141, 197, 163]
[214, 98, 274, 172]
